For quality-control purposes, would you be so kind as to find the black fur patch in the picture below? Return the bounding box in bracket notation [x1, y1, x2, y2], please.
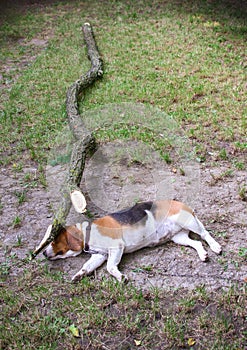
[109, 201, 154, 225]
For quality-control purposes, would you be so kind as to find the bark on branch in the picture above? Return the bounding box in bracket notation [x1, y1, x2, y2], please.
[31, 23, 103, 258]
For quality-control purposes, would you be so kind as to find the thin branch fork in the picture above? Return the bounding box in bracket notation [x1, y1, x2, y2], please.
[31, 23, 103, 258]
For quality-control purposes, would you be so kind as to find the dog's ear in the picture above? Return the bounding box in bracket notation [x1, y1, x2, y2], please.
[66, 226, 83, 251]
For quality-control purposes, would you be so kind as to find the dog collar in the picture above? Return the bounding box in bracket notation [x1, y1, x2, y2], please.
[84, 221, 91, 252]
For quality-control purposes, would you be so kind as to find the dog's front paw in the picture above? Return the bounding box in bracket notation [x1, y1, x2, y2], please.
[121, 274, 129, 284]
[116, 274, 129, 284]
[71, 270, 86, 283]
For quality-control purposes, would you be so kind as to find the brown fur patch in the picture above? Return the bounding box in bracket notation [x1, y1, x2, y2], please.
[66, 226, 84, 251]
[51, 228, 68, 255]
[154, 200, 194, 221]
[52, 226, 83, 255]
[94, 216, 123, 239]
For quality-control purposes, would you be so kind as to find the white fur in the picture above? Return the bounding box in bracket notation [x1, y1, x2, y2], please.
[45, 245, 81, 260]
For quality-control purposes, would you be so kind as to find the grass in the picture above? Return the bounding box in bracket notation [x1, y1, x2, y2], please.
[0, 0, 246, 168]
[0, 260, 246, 350]
[0, 0, 246, 349]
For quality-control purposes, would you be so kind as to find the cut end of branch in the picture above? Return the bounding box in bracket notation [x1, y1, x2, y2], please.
[70, 190, 87, 213]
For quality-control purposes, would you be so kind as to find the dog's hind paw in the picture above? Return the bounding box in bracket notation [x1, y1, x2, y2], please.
[198, 250, 208, 262]
[210, 242, 222, 255]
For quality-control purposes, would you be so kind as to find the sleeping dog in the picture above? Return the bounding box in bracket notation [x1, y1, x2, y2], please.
[43, 200, 222, 282]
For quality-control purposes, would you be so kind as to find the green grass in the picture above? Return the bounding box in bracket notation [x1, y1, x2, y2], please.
[0, 0, 246, 168]
[0, 1, 246, 349]
[0, 260, 246, 350]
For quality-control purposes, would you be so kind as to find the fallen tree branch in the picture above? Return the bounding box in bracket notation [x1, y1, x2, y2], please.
[31, 23, 103, 258]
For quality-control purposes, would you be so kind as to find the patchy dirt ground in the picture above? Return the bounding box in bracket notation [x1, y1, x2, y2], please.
[1, 154, 246, 291]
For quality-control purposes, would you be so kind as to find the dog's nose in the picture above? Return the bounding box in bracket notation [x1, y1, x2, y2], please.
[43, 250, 47, 258]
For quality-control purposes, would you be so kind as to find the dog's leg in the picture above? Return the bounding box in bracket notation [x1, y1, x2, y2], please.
[179, 213, 222, 255]
[172, 231, 208, 261]
[193, 218, 222, 254]
[106, 248, 126, 282]
[72, 254, 107, 283]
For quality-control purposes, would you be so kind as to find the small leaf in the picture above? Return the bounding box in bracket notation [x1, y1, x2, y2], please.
[188, 338, 196, 346]
[69, 324, 80, 337]
[134, 339, 141, 346]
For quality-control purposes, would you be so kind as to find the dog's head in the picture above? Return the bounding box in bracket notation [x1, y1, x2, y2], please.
[43, 224, 84, 260]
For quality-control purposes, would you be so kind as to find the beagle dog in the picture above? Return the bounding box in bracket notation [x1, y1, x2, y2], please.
[43, 200, 222, 282]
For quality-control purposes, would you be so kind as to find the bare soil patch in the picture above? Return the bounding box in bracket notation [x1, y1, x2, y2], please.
[1, 157, 246, 291]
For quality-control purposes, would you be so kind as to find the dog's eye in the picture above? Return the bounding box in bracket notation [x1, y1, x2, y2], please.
[55, 250, 64, 256]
